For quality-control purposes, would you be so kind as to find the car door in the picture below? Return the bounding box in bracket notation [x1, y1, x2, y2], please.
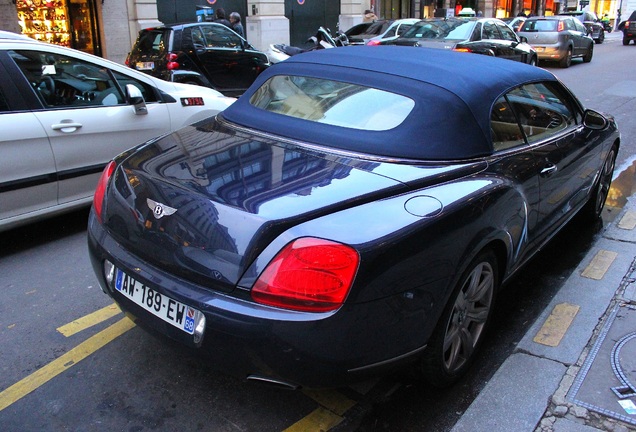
[496, 21, 526, 62]
[7, 48, 172, 206]
[569, 18, 588, 55]
[507, 82, 597, 243]
[479, 20, 520, 60]
[0, 54, 57, 225]
[197, 24, 263, 93]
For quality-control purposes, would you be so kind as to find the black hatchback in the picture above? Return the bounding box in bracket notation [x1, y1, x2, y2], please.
[127, 23, 270, 97]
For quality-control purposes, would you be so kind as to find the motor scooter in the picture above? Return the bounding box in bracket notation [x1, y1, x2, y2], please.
[266, 27, 349, 64]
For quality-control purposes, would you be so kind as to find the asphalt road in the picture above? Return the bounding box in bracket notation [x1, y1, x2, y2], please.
[0, 33, 634, 432]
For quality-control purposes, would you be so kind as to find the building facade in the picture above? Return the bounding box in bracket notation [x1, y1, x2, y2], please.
[1, 0, 634, 66]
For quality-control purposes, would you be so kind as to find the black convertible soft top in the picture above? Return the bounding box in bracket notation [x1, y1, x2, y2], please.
[222, 46, 558, 160]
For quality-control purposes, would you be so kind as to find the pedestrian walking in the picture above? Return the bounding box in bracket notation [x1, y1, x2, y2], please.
[229, 12, 245, 38]
[214, 8, 232, 29]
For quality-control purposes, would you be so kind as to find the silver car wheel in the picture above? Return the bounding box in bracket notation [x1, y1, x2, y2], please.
[442, 260, 495, 372]
[593, 146, 617, 217]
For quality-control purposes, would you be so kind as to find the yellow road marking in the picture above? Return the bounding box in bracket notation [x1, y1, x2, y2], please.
[0, 317, 135, 412]
[581, 249, 618, 280]
[280, 388, 357, 431]
[302, 389, 357, 416]
[618, 210, 636, 230]
[533, 303, 580, 347]
[57, 303, 122, 337]
[282, 407, 344, 432]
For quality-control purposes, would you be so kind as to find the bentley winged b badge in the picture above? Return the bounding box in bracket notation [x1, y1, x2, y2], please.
[147, 198, 177, 219]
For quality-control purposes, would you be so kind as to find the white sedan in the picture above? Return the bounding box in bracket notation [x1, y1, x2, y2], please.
[0, 34, 234, 232]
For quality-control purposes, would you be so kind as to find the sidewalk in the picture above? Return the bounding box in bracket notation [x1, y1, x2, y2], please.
[451, 195, 636, 432]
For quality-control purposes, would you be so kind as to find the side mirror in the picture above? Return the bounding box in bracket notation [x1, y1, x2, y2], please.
[583, 109, 608, 130]
[519, 35, 528, 43]
[126, 84, 147, 115]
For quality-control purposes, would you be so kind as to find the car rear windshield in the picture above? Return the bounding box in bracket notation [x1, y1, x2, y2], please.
[403, 19, 476, 40]
[249, 75, 415, 131]
[131, 29, 169, 57]
[520, 20, 558, 32]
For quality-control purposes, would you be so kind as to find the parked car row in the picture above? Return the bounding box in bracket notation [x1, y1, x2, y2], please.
[351, 15, 595, 68]
[338, 15, 600, 68]
[380, 17, 538, 65]
[0, 21, 621, 391]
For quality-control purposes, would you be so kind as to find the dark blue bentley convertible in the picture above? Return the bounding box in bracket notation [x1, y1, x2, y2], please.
[88, 46, 619, 389]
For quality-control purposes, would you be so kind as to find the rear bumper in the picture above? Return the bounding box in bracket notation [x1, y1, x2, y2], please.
[87, 211, 431, 388]
[533, 45, 567, 61]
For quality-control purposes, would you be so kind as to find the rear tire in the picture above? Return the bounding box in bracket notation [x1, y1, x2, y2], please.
[624, 38, 631, 46]
[582, 145, 617, 220]
[596, 30, 605, 44]
[559, 48, 572, 68]
[417, 250, 498, 388]
[583, 43, 593, 63]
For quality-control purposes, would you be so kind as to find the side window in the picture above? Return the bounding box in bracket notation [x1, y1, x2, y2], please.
[202, 25, 241, 48]
[190, 27, 205, 46]
[483, 21, 501, 39]
[111, 71, 159, 103]
[497, 22, 518, 41]
[470, 22, 482, 40]
[491, 96, 525, 151]
[575, 20, 587, 33]
[10, 50, 125, 108]
[397, 24, 412, 36]
[506, 82, 575, 143]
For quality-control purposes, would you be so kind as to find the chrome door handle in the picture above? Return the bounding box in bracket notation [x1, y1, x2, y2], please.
[540, 164, 557, 177]
[51, 122, 83, 133]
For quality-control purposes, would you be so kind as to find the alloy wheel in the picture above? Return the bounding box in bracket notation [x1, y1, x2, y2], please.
[593, 147, 617, 216]
[442, 260, 495, 373]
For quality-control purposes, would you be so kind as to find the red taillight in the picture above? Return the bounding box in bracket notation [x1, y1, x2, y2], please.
[366, 40, 381, 46]
[166, 52, 179, 70]
[251, 238, 360, 312]
[453, 47, 472, 53]
[93, 161, 116, 222]
[558, 21, 565, 32]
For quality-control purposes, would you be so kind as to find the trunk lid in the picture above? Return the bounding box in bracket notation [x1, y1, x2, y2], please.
[103, 118, 484, 292]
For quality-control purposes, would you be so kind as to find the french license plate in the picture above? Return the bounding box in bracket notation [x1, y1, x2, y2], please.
[115, 269, 198, 335]
[136, 61, 154, 70]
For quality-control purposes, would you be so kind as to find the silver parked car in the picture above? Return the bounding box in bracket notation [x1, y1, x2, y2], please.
[518, 16, 594, 68]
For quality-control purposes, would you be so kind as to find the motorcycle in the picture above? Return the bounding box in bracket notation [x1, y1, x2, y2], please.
[602, 21, 612, 33]
[266, 26, 349, 64]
